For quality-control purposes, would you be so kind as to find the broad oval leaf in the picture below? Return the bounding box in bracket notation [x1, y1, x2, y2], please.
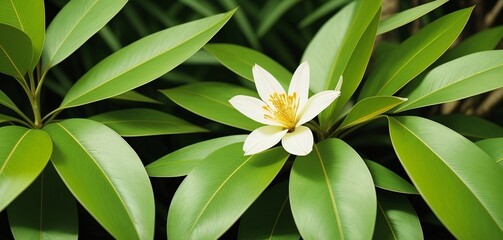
[204, 43, 292, 88]
[430, 114, 503, 140]
[89, 108, 207, 137]
[396, 50, 503, 112]
[43, 119, 154, 240]
[360, 7, 473, 98]
[388, 116, 503, 239]
[476, 138, 503, 167]
[160, 82, 262, 131]
[8, 163, 78, 240]
[238, 181, 300, 240]
[364, 160, 418, 194]
[373, 191, 423, 240]
[0, 23, 32, 78]
[167, 143, 288, 239]
[337, 96, 407, 131]
[58, 9, 235, 109]
[42, 0, 128, 71]
[289, 139, 376, 239]
[0, 0, 45, 70]
[377, 0, 448, 34]
[146, 135, 246, 177]
[0, 126, 52, 211]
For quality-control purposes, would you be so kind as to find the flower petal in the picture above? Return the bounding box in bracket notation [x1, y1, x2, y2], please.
[288, 61, 310, 108]
[229, 95, 280, 125]
[281, 126, 313, 156]
[253, 64, 285, 102]
[297, 90, 341, 126]
[243, 126, 287, 155]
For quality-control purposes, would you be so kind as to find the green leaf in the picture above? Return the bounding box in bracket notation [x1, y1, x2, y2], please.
[0, 114, 18, 124]
[146, 135, 246, 177]
[43, 119, 154, 240]
[364, 160, 418, 194]
[180, 0, 218, 16]
[298, 0, 351, 28]
[289, 139, 376, 239]
[89, 108, 207, 137]
[360, 7, 473, 98]
[396, 50, 503, 112]
[430, 114, 503, 140]
[167, 144, 288, 239]
[388, 116, 503, 239]
[238, 181, 300, 240]
[0, 126, 52, 211]
[476, 138, 503, 167]
[111, 90, 161, 104]
[58, 9, 235, 109]
[0, 89, 21, 113]
[373, 191, 423, 240]
[204, 44, 292, 88]
[160, 82, 262, 131]
[257, 0, 302, 37]
[42, 0, 128, 71]
[219, 0, 260, 49]
[0, 23, 32, 78]
[337, 96, 407, 131]
[377, 0, 448, 35]
[0, 0, 45, 70]
[8, 163, 78, 240]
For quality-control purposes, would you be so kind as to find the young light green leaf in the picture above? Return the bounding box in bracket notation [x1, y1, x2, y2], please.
[160, 82, 262, 131]
[373, 191, 423, 240]
[42, 0, 128, 71]
[167, 144, 288, 240]
[396, 50, 503, 112]
[360, 7, 473, 99]
[0, 0, 45, 70]
[89, 108, 207, 137]
[238, 181, 300, 240]
[290, 139, 376, 239]
[44, 119, 154, 240]
[110, 90, 161, 104]
[364, 160, 418, 194]
[204, 44, 292, 88]
[8, 163, 78, 240]
[388, 116, 503, 239]
[377, 0, 448, 35]
[430, 114, 503, 140]
[0, 126, 52, 211]
[337, 96, 407, 131]
[257, 0, 302, 37]
[58, 9, 235, 109]
[146, 135, 246, 177]
[298, 0, 351, 28]
[0, 24, 32, 78]
[476, 138, 503, 167]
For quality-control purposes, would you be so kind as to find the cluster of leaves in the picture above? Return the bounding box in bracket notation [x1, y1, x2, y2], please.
[1, 0, 502, 239]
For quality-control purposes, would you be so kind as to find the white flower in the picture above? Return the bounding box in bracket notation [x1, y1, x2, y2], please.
[229, 61, 341, 156]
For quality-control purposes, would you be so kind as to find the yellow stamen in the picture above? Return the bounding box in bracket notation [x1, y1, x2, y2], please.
[263, 92, 299, 131]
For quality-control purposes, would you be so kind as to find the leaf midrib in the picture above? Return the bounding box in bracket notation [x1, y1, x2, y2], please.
[0, 129, 29, 174]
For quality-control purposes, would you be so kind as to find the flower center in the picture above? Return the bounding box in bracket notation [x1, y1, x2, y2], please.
[263, 92, 299, 131]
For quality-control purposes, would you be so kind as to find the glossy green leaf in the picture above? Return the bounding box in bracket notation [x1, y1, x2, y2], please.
[290, 139, 376, 239]
[373, 191, 423, 240]
[58, 10, 235, 109]
[167, 144, 288, 239]
[8, 163, 78, 240]
[42, 0, 128, 71]
[238, 181, 300, 240]
[364, 160, 418, 194]
[337, 96, 407, 131]
[44, 119, 154, 240]
[89, 108, 207, 137]
[476, 138, 503, 167]
[146, 135, 246, 177]
[430, 114, 503, 140]
[0, 23, 32, 78]
[204, 44, 292, 88]
[377, 0, 448, 34]
[396, 50, 503, 112]
[0, 0, 45, 70]
[360, 7, 473, 98]
[298, 0, 351, 28]
[388, 116, 503, 239]
[160, 82, 262, 131]
[257, 0, 301, 36]
[0, 126, 52, 211]
[0, 90, 20, 113]
[111, 90, 161, 104]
